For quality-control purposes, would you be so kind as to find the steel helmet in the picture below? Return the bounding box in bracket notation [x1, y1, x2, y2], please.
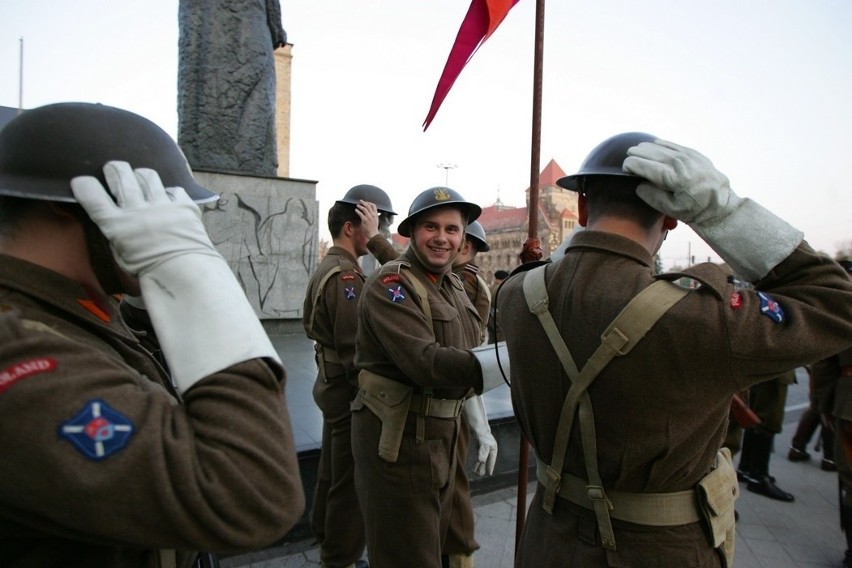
[336, 184, 396, 215]
[0, 102, 217, 203]
[465, 220, 490, 252]
[557, 132, 658, 192]
[397, 186, 482, 238]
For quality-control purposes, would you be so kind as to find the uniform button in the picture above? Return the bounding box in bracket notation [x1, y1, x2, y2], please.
[379, 391, 386, 398]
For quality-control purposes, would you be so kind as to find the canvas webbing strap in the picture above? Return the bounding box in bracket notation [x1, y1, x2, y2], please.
[401, 266, 435, 443]
[533, 459, 701, 525]
[306, 265, 342, 336]
[523, 264, 690, 550]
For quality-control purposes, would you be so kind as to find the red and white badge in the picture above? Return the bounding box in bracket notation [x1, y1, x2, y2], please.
[0, 357, 57, 395]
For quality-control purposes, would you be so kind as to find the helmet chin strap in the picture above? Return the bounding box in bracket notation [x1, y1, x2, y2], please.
[79, 211, 124, 295]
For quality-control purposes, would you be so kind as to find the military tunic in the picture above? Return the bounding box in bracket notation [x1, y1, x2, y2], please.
[352, 248, 482, 568]
[301, 245, 368, 566]
[813, 347, 852, 509]
[0, 254, 304, 568]
[498, 231, 852, 567]
[443, 262, 490, 558]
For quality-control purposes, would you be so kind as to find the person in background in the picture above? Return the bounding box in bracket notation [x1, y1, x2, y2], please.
[812, 259, 852, 568]
[487, 269, 509, 345]
[302, 184, 396, 568]
[444, 220, 499, 568]
[736, 371, 797, 502]
[788, 365, 836, 471]
[499, 132, 852, 567]
[0, 102, 304, 567]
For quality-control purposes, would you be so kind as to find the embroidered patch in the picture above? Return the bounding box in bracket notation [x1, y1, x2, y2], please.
[0, 357, 57, 395]
[729, 292, 743, 310]
[387, 285, 406, 303]
[382, 274, 401, 284]
[757, 292, 785, 323]
[344, 287, 357, 300]
[59, 399, 134, 460]
[341, 274, 356, 281]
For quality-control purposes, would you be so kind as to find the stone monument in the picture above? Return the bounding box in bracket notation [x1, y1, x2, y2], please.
[177, 0, 318, 329]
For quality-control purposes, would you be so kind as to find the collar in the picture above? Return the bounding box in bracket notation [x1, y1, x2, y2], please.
[566, 230, 655, 269]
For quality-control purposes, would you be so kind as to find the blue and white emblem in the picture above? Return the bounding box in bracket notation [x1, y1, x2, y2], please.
[757, 292, 785, 324]
[59, 399, 134, 460]
[344, 286, 356, 300]
[388, 285, 406, 303]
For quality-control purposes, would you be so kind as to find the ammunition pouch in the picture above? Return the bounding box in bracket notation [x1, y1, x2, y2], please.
[355, 370, 414, 463]
[354, 369, 466, 462]
[696, 448, 739, 567]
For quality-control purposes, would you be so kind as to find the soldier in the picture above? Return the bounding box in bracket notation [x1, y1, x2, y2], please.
[812, 259, 852, 568]
[351, 187, 489, 568]
[487, 269, 509, 345]
[736, 370, 797, 501]
[302, 184, 396, 568]
[445, 220, 499, 568]
[0, 102, 304, 567]
[498, 132, 852, 567]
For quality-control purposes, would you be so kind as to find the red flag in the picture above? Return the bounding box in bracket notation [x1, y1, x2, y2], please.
[422, 0, 520, 131]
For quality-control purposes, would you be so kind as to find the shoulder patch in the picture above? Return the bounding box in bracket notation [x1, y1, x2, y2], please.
[0, 357, 57, 395]
[59, 399, 134, 460]
[344, 286, 357, 300]
[341, 274, 356, 281]
[387, 284, 407, 303]
[757, 292, 785, 323]
[382, 274, 401, 284]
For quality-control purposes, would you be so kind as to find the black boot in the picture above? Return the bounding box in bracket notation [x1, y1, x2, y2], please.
[737, 429, 757, 482]
[821, 426, 838, 471]
[745, 431, 795, 502]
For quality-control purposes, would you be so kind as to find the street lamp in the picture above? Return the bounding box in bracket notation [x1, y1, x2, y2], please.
[437, 163, 457, 185]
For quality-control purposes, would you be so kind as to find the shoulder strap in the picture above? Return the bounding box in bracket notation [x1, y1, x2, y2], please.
[523, 265, 690, 549]
[400, 265, 433, 333]
[306, 265, 342, 336]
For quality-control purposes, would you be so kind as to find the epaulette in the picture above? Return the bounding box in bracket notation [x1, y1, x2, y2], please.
[378, 260, 411, 275]
[463, 263, 479, 276]
[654, 262, 729, 300]
[447, 271, 465, 291]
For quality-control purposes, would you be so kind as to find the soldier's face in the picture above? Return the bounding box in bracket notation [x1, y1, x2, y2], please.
[412, 206, 465, 272]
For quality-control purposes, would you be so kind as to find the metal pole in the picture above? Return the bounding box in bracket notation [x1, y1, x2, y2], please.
[516, 0, 545, 557]
[18, 37, 24, 113]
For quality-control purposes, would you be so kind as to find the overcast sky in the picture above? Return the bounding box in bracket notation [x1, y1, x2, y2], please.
[2, 0, 850, 269]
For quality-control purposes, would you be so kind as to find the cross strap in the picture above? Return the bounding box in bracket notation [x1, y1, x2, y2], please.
[523, 264, 690, 550]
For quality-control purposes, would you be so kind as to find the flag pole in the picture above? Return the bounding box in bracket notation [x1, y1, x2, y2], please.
[516, 0, 545, 556]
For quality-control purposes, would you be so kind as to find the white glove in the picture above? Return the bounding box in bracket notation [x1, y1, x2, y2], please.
[472, 341, 510, 393]
[463, 395, 498, 476]
[623, 139, 802, 281]
[71, 161, 280, 392]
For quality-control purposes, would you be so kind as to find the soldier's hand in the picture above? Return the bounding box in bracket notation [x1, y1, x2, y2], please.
[623, 139, 738, 225]
[356, 200, 381, 239]
[71, 161, 218, 277]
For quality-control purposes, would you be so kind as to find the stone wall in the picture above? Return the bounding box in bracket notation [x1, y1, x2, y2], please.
[197, 170, 318, 329]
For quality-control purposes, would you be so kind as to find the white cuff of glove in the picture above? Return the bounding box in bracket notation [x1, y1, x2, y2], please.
[472, 341, 510, 393]
[140, 254, 281, 392]
[690, 197, 803, 282]
[463, 395, 498, 476]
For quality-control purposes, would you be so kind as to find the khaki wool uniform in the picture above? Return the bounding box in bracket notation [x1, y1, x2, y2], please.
[302, 245, 371, 567]
[814, 347, 852, 508]
[352, 248, 483, 568]
[442, 262, 492, 560]
[0, 254, 304, 568]
[498, 232, 852, 567]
